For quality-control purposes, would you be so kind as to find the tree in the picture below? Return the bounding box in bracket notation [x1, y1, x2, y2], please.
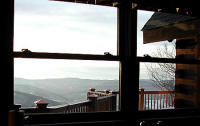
[145, 41, 176, 91]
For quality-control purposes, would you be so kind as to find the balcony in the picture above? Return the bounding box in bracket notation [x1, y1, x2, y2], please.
[21, 88, 175, 115]
[22, 88, 119, 114]
[139, 88, 175, 110]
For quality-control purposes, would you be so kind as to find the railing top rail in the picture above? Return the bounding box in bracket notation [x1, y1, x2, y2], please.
[142, 90, 175, 94]
[88, 91, 110, 96]
[97, 94, 116, 100]
[49, 100, 91, 109]
[88, 91, 119, 97]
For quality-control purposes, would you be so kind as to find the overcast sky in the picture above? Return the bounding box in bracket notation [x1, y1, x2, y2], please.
[14, 0, 158, 80]
[14, 0, 117, 54]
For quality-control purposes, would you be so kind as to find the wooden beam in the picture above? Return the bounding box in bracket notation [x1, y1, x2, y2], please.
[51, 0, 200, 17]
[117, 1, 139, 116]
[4, 0, 14, 108]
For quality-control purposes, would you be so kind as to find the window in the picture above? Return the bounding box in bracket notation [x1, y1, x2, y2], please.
[7, 1, 200, 125]
[14, 0, 119, 115]
[14, 0, 117, 55]
[14, 59, 119, 112]
[138, 9, 200, 111]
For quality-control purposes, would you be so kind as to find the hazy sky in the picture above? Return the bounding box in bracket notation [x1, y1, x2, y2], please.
[14, 0, 118, 54]
[14, 0, 159, 80]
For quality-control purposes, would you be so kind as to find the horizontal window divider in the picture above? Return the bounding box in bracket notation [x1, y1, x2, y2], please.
[136, 57, 200, 64]
[13, 51, 120, 61]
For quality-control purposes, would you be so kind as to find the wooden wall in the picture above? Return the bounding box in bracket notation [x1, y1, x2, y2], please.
[175, 35, 200, 108]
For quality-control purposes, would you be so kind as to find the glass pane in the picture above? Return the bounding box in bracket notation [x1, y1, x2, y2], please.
[14, 58, 119, 114]
[137, 10, 199, 60]
[14, 0, 117, 55]
[139, 62, 175, 111]
[139, 62, 200, 110]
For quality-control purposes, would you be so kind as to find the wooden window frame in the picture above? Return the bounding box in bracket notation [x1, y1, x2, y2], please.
[6, 0, 200, 125]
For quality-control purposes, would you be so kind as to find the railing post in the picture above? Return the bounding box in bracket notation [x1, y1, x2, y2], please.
[87, 88, 96, 99]
[139, 88, 144, 110]
[88, 94, 98, 112]
[110, 95, 116, 111]
[34, 100, 49, 113]
[8, 105, 24, 126]
[110, 90, 118, 111]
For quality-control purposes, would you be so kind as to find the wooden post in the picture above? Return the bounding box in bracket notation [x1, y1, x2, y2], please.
[5, 0, 14, 109]
[8, 105, 24, 126]
[87, 88, 96, 100]
[139, 88, 144, 110]
[110, 90, 118, 111]
[111, 95, 117, 111]
[118, 1, 138, 114]
[88, 94, 98, 112]
[34, 100, 48, 110]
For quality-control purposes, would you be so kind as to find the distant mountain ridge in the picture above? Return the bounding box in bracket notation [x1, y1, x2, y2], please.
[14, 77, 159, 107]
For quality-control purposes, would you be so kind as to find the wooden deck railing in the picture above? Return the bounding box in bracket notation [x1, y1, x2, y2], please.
[139, 88, 175, 110]
[87, 88, 119, 97]
[22, 88, 118, 114]
[48, 100, 92, 114]
[22, 88, 175, 114]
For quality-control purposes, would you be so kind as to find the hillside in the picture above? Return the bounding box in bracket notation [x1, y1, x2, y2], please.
[14, 77, 160, 107]
[14, 91, 62, 107]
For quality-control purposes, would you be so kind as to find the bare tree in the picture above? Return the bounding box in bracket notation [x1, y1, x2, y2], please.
[145, 41, 176, 91]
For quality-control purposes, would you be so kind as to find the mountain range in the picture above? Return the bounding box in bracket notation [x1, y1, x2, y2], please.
[14, 77, 159, 107]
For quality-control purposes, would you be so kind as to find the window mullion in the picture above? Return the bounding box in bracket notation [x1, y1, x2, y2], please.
[117, 1, 139, 115]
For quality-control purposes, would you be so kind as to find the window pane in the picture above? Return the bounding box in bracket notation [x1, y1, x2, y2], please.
[14, 58, 119, 113]
[139, 62, 200, 110]
[137, 10, 199, 60]
[14, 0, 117, 55]
[139, 62, 175, 111]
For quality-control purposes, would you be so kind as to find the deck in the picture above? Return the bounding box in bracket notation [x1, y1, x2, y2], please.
[22, 88, 175, 114]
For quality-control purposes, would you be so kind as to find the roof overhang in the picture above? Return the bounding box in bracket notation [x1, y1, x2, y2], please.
[142, 12, 200, 44]
[143, 19, 200, 44]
